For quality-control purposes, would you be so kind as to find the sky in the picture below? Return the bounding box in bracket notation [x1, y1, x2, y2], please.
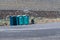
[0, 0, 60, 11]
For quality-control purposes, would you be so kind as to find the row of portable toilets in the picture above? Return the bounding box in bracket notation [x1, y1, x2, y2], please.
[10, 15, 29, 25]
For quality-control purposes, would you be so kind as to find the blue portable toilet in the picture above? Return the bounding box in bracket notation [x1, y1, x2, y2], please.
[12, 16, 17, 25]
[10, 16, 17, 25]
[19, 15, 24, 25]
[23, 15, 29, 25]
[10, 16, 13, 25]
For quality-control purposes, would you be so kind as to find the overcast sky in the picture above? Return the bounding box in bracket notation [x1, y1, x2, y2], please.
[0, 0, 60, 11]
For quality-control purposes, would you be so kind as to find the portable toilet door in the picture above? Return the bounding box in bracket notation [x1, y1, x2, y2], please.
[19, 15, 24, 25]
[10, 16, 13, 25]
[23, 15, 29, 25]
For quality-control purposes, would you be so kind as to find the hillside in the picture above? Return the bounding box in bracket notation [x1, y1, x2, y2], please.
[0, 10, 60, 19]
[0, 0, 60, 11]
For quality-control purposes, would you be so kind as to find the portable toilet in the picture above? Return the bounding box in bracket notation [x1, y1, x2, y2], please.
[16, 15, 20, 25]
[23, 15, 29, 25]
[10, 16, 13, 25]
[12, 16, 17, 25]
[19, 15, 24, 25]
[10, 16, 17, 25]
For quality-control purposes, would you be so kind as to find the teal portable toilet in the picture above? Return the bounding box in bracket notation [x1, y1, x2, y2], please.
[19, 15, 24, 25]
[23, 15, 29, 25]
[10, 16, 13, 25]
[16, 15, 24, 25]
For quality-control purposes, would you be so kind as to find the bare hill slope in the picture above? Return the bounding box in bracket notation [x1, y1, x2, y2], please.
[0, 0, 60, 11]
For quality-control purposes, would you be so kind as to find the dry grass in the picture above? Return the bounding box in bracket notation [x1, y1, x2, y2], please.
[34, 17, 60, 24]
[0, 19, 10, 26]
[0, 17, 60, 26]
